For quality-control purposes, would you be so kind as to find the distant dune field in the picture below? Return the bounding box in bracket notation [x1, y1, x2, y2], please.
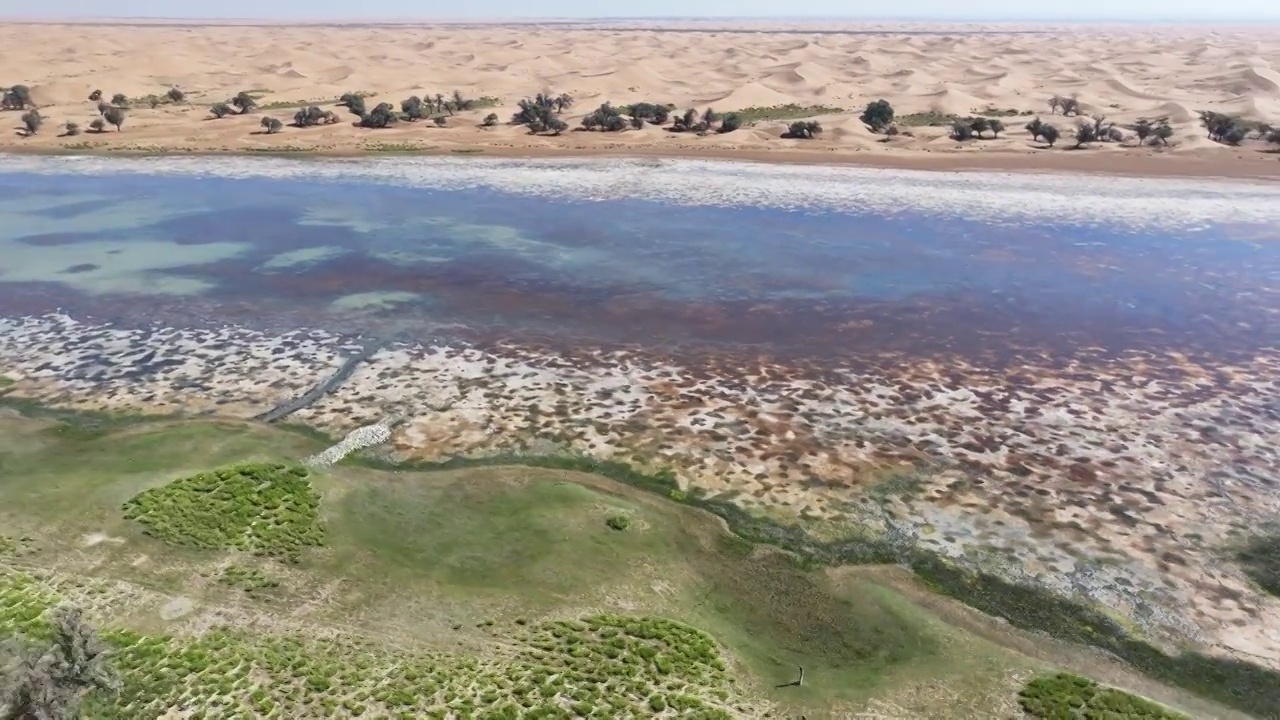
[1, 20, 1279, 177]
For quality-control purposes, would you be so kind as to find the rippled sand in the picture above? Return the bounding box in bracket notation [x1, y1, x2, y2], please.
[1, 20, 1279, 177]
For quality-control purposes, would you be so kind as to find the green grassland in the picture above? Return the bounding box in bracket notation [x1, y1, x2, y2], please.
[0, 404, 1255, 719]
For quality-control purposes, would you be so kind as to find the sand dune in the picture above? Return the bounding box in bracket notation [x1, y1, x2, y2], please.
[0, 21, 1278, 177]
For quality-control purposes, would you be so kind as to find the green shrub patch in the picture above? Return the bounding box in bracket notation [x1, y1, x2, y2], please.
[122, 463, 324, 560]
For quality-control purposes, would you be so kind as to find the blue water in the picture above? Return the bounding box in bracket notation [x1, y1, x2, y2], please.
[1, 170, 1275, 361]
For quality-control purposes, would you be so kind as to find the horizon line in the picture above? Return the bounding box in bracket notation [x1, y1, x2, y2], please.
[2, 14, 1279, 23]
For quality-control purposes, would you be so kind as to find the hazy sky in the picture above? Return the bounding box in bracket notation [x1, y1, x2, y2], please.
[7, 0, 1280, 21]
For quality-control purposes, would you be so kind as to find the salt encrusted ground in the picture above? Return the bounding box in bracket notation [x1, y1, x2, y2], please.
[3, 312, 1278, 672]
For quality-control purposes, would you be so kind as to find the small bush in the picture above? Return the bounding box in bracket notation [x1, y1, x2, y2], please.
[230, 91, 258, 114]
[166, 87, 185, 103]
[210, 102, 233, 119]
[433, 115, 447, 127]
[261, 117, 284, 134]
[88, 89, 102, 102]
[62, 121, 80, 136]
[110, 93, 129, 108]
[605, 514, 631, 532]
[481, 112, 499, 127]
[88, 118, 106, 133]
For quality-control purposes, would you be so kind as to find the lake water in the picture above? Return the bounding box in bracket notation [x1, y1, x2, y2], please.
[1, 155, 1277, 370]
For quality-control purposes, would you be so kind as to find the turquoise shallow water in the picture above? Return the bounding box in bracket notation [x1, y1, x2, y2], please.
[0, 160, 1276, 365]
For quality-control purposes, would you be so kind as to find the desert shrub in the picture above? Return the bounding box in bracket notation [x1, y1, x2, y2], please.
[230, 91, 257, 114]
[1199, 110, 1254, 145]
[88, 89, 102, 102]
[121, 462, 324, 560]
[358, 102, 399, 129]
[165, 87, 185, 103]
[338, 92, 367, 117]
[1074, 122, 1098, 147]
[783, 120, 823, 139]
[88, 118, 106, 133]
[949, 121, 974, 141]
[860, 99, 894, 132]
[1049, 93, 1079, 116]
[62, 121, 79, 136]
[292, 105, 336, 127]
[481, 112, 499, 127]
[988, 118, 1005, 137]
[110, 93, 129, 108]
[581, 102, 627, 132]
[400, 95, 427, 121]
[1153, 122, 1174, 145]
[1025, 116, 1045, 140]
[969, 116, 990, 137]
[1018, 673, 1187, 719]
[718, 112, 741, 133]
[605, 514, 631, 531]
[260, 117, 283, 134]
[1, 84, 32, 110]
[19, 110, 42, 135]
[622, 101, 672, 125]
[433, 115, 447, 127]
[1, 606, 121, 718]
[1040, 123, 1060, 146]
[1106, 125, 1124, 142]
[102, 106, 125, 131]
[209, 102, 233, 119]
[1268, 127, 1280, 145]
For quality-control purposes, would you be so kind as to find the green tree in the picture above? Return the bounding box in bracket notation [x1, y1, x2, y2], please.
[260, 116, 284, 134]
[400, 96, 427, 121]
[860, 99, 894, 132]
[969, 116, 991, 138]
[950, 121, 975, 141]
[109, 93, 128, 108]
[1153, 122, 1173, 145]
[581, 103, 626, 132]
[358, 102, 399, 128]
[555, 93, 573, 113]
[102, 106, 126, 131]
[1040, 123, 1060, 147]
[785, 120, 823, 139]
[1, 85, 32, 110]
[292, 105, 335, 127]
[989, 118, 1005, 138]
[1074, 122, 1098, 147]
[19, 110, 42, 135]
[1, 607, 120, 720]
[209, 102, 233, 119]
[1024, 116, 1045, 141]
[1133, 118, 1154, 144]
[338, 93, 366, 117]
[230, 91, 257, 114]
[718, 112, 742, 133]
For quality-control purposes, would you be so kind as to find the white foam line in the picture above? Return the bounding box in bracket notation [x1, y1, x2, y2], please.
[1, 154, 1278, 230]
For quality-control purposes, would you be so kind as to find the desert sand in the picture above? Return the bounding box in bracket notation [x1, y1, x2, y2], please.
[1, 20, 1280, 177]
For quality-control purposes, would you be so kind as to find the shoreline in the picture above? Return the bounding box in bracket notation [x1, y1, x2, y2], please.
[4, 143, 1279, 182]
